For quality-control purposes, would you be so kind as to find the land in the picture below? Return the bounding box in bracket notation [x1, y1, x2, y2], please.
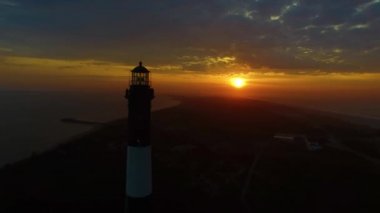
[0, 97, 379, 213]
[60, 118, 106, 126]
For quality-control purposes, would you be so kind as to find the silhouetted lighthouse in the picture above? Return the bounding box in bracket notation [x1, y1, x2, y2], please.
[125, 62, 154, 212]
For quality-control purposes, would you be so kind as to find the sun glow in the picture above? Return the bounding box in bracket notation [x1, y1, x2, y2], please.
[230, 77, 247, 89]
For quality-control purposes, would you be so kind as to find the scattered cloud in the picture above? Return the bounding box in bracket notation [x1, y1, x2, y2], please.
[356, 0, 380, 13]
[0, 0, 379, 73]
[0, 47, 12, 52]
[0, 0, 18, 7]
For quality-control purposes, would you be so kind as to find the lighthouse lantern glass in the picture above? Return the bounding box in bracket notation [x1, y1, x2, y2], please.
[131, 72, 150, 86]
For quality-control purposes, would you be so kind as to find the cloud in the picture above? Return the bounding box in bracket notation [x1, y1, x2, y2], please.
[179, 55, 240, 72]
[0, 0, 18, 7]
[0, 47, 12, 52]
[0, 0, 379, 73]
[356, 0, 380, 13]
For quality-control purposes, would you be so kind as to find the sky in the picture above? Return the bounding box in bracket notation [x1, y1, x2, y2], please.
[0, 0, 380, 105]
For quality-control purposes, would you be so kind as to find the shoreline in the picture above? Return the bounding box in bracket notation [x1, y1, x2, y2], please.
[1, 96, 379, 212]
[319, 110, 380, 129]
[2, 97, 378, 170]
[56, 99, 182, 146]
[0, 96, 181, 170]
[302, 107, 380, 129]
[253, 98, 380, 129]
[0, 102, 181, 170]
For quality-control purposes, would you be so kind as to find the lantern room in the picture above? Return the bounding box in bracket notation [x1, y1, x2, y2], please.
[131, 61, 150, 86]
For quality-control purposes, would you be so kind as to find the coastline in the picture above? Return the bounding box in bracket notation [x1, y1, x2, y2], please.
[0, 94, 180, 168]
[321, 110, 380, 129]
[3, 96, 378, 170]
[254, 98, 380, 129]
[0, 96, 379, 213]
[53, 102, 181, 154]
[54, 98, 181, 149]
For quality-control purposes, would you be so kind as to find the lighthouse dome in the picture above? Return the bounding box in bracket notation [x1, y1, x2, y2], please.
[132, 61, 150, 73]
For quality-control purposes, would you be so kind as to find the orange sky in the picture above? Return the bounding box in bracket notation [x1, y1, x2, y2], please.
[1, 0, 379, 106]
[1, 56, 379, 102]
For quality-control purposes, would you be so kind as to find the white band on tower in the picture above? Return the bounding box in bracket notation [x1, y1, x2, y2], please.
[126, 145, 152, 198]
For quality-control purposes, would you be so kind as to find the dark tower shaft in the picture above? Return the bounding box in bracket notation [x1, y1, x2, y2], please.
[125, 62, 154, 212]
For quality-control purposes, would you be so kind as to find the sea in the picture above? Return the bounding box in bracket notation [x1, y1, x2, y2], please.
[1, 89, 380, 168]
[0, 90, 179, 168]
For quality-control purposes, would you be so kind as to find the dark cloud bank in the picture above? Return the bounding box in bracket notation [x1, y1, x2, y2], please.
[0, 0, 379, 72]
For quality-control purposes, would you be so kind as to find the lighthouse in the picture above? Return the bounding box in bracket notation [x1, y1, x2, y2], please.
[125, 62, 154, 212]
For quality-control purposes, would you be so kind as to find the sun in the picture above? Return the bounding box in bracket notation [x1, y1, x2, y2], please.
[230, 77, 247, 89]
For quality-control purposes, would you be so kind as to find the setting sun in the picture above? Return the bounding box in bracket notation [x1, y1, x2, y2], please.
[230, 77, 247, 89]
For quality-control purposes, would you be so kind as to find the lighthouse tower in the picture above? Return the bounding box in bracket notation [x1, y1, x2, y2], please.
[125, 62, 154, 212]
